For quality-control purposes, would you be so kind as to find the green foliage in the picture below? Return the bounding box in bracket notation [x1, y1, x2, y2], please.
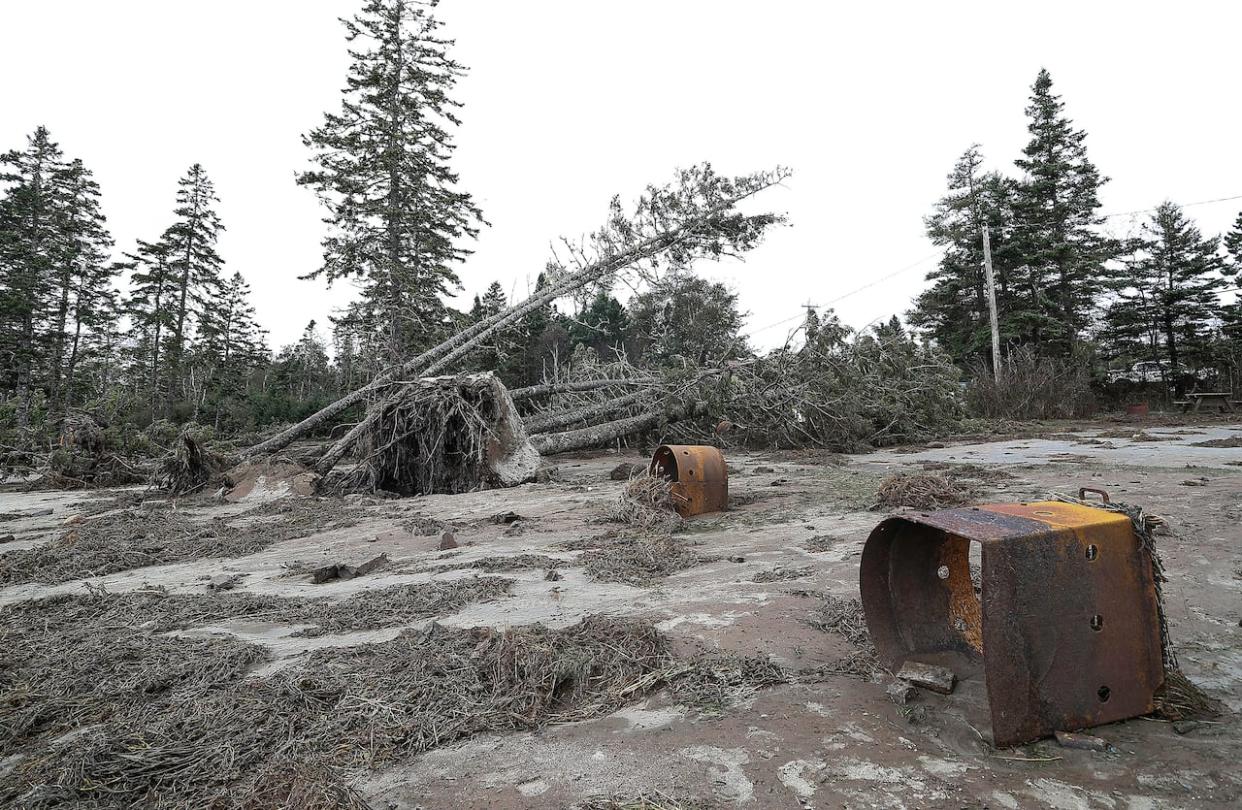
[299, 0, 483, 361]
[626, 273, 748, 367]
[1102, 203, 1225, 392]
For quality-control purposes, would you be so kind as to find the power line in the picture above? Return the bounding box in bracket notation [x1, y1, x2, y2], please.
[746, 248, 945, 337]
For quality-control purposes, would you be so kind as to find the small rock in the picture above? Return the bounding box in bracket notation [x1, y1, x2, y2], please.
[753, 466, 775, 474]
[535, 466, 559, 483]
[1180, 479, 1206, 487]
[1172, 720, 1202, 735]
[311, 553, 390, 584]
[1054, 730, 1110, 751]
[769, 478, 789, 486]
[609, 462, 646, 481]
[490, 511, 523, 524]
[727, 555, 746, 563]
[61, 515, 84, 527]
[208, 573, 246, 592]
[439, 531, 458, 551]
[544, 568, 563, 581]
[886, 679, 916, 705]
[927, 441, 946, 449]
[896, 660, 956, 694]
[0, 534, 15, 545]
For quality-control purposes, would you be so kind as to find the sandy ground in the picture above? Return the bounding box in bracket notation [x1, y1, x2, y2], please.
[1, 420, 1240, 809]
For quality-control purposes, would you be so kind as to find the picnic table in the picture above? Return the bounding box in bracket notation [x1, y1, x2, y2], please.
[1174, 392, 1237, 413]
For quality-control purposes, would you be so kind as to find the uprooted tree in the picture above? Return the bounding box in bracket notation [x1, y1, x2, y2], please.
[240, 164, 791, 478]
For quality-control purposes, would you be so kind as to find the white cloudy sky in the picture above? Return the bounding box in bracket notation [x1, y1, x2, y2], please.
[4, 0, 1241, 352]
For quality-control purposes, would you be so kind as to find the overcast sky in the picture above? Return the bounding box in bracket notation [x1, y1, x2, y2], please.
[4, 0, 1241, 352]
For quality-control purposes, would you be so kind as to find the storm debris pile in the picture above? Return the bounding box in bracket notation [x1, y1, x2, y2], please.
[1, 608, 679, 807]
[605, 474, 683, 533]
[875, 472, 975, 510]
[581, 532, 707, 586]
[0, 499, 362, 585]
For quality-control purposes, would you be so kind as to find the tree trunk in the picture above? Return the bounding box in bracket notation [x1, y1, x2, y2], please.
[524, 388, 652, 435]
[528, 410, 665, 455]
[510, 377, 658, 402]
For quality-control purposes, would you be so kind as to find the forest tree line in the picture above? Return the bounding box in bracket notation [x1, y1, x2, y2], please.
[909, 69, 1242, 398]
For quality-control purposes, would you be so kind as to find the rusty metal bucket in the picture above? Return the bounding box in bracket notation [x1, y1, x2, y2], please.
[649, 445, 728, 517]
[860, 492, 1164, 746]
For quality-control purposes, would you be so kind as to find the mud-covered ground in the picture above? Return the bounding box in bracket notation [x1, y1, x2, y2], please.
[1, 420, 1239, 809]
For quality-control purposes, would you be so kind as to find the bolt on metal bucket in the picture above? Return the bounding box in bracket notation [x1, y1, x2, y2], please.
[859, 488, 1164, 746]
[649, 445, 728, 517]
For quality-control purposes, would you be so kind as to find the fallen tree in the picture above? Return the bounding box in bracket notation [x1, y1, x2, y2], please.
[241, 164, 789, 473]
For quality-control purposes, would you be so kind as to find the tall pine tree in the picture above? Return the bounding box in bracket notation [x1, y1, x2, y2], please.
[300, 0, 484, 363]
[909, 145, 1020, 365]
[0, 127, 64, 427]
[1010, 69, 1113, 355]
[164, 164, 224, 409]
[47, 158, 116, 414]
[122, 238, 176, 411]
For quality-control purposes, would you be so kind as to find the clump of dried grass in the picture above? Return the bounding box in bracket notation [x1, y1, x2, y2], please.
[804, 534, 841, 553]
[805, 594, 880, 678]
[420, 554, 565, 575]
[752, 565, 813, 583]
[0, 499, 362, 586]
[574, 796, 714, 810]
[292, 576, 513, 637]
[581, 533, 705, 585]
[875, 472, 974, 510]
[665, 654, 788, 717]
[606, 475, 683, 533]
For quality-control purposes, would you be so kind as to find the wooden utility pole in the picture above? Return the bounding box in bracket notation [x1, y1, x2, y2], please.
[981, 224, 1002, 380]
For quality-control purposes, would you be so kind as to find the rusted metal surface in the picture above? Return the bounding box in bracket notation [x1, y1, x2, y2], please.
[649, 445, 728, 517]
[860, 496, 1164, 747]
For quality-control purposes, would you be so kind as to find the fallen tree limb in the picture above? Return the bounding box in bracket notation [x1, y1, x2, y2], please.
[524, 389, 653, 435]
[529, 411, 668, 456]
[510, 377, 658, 402]
[529, 400, 705, 455]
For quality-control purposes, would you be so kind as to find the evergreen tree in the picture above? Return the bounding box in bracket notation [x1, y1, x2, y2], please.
[197, 271, 268, 427]
[1103, 203, 1225, 394]
[568, 289, 628, 360]
[122, 238, 176, 411]
[1010, 69, 1113, 354]
[47, 158, 116, 414]
[0, 127, 65, 427]
[1225, 211, 1242, 271]
[626, 273, 747, 366]
[299, 0, 484, 362]
[163, 164, 225, 408]
[909, 145, 1021, 365]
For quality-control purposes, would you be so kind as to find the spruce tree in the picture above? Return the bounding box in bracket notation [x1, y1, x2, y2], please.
[1010, 69, 1112, 355]
[299, 0, 484, 363]
[198, 271, 268, 427]
[0, 127, 65, 428]
[1225, 211, 1242, 271]
[1104, 203, 1225, 394]
[165, 165, 224, 399]
[122, 238, 176, 411]
[48, 158, 116, 414]
[909, 145, 1020, 365]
